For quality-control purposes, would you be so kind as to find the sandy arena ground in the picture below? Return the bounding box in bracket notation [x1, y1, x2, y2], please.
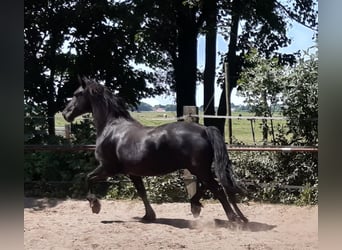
[24, 197, 317, 250]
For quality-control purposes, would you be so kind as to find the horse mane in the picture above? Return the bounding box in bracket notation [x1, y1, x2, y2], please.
[85, 80, 132, 120]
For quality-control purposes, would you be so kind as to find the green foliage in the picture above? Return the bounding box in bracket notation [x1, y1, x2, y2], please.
[24, 0, 170, 135]
[238, 48, 285, 114]
[24, 102, 48, 143]
[24, 112, 99, 198]
[136, 102, 153, 112]
[282, 49, 318, 145]
[231, 151, 318, 204]
[144, 175, 188, 203]
[296, 183, 318, 206]
[106, 176, 137, 200]
[70, 114, 96, 144]
[24, 0, 318, 132]
[105, 174, 188, 203]
[25, 145, 318, 205]
[237, 48, 288, 143]
[237, 47, 318, 148]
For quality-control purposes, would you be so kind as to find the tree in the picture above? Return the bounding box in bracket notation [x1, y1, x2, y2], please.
[24, 0, 168, 137]
[202, 0, 218, 127]
[66, 0, 168, 104]
[282, 49, 318, 145]
[236, 47, 318, 146]
[24, 0, 318, 138]
[132, 0, 204, 117]
[24, 0, 73, 136]
[214, 0, 318, 135]
[237, 48, 287, 143]
[136, 102, 153, 112]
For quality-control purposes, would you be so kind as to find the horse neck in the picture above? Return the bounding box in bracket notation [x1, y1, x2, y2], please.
[91, 104, 108, 135]
[90, 99, 135, 135]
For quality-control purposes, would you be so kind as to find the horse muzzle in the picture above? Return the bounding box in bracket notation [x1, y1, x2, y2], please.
[62, 109, 74, 123]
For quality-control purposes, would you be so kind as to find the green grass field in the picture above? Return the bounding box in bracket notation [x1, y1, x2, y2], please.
[55, 111, 287, 145]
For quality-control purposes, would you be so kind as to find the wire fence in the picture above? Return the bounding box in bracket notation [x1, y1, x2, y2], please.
[26, 112, 318, 152]
[25, 113, 318, 121]
[23, 177, 314, 191]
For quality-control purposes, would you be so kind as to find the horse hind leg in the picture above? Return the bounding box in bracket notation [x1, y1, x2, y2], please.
[215, 178, 248, 223]
[202, 177, 239, 222]
[129, 175, 156, 221]
[226, 190, 248, 223]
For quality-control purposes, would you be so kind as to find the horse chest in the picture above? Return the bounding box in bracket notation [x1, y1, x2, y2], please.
[94, 137, 120, 164]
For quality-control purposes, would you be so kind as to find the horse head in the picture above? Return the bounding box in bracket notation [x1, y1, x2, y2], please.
[62, 76, 93, 122]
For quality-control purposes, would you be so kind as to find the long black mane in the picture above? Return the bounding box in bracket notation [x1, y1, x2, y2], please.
[85, 80, 133, 121]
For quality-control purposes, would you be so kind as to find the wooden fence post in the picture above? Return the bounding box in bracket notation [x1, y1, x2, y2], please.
[65, 124, 71, 140]
[182, 106, 198, 199]
[248, 118, 256, 145]
[183, 106, 199, 123]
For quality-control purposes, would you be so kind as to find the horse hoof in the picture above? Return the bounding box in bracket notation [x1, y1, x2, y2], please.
[228, 214, 239, 222]
[142, 213, 156, 221]
[191, 205, 202, 218]
[240, 216, 249, 223]
[91, 202, 101, 214]
[87, 195, 101, 214]
[192, 213, 200, 218]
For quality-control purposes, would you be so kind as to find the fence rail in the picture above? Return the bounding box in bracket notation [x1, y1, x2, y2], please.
[24, 144, 317, 192]
[24, 144, 318, 152]
[25, 112, 317, 193]
[23, 179, 314, 191]
[27, 113, 318, 121]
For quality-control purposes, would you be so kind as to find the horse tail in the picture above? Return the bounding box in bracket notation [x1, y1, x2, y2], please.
[205, 126, 245, 196]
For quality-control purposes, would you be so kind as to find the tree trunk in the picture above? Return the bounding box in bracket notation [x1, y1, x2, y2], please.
[262, 90, 268, 144]
[216, 87, 227, 135]
[203, 0, 217, 127]
[47, 107, 56, 136]
[47, 35, 57, 136]
[174, 5, 198, 118]
[217, 0, 241, 135]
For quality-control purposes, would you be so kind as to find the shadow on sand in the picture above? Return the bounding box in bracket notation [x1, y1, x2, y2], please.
[24, 197, 64, 211]
[101, 217, 276, 232]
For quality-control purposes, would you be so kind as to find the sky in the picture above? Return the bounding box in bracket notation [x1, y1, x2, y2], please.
[142, 19, 317, 107]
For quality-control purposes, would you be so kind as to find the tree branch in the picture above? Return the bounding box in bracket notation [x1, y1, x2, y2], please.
[196, 12, 206, 31]
[275, 0, 318, 32]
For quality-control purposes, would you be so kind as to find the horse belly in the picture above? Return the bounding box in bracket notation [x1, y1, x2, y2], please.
[122, 156, 182, 176]
[120, 148, 186, 176]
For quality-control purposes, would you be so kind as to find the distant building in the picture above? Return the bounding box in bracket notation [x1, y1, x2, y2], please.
[155, 108, 166, 112]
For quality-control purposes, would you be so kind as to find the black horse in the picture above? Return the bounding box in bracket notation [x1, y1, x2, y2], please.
[62, 77, 248, 223]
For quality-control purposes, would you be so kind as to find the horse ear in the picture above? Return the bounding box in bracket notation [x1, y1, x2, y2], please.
[77, 75, 83, 85]
[77, 75, 89, 88]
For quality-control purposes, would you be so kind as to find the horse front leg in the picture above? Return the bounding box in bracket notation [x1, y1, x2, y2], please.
[190, 181, 205, 218]
[129, 175, 156, 221]
[86, 164, 108, 214]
